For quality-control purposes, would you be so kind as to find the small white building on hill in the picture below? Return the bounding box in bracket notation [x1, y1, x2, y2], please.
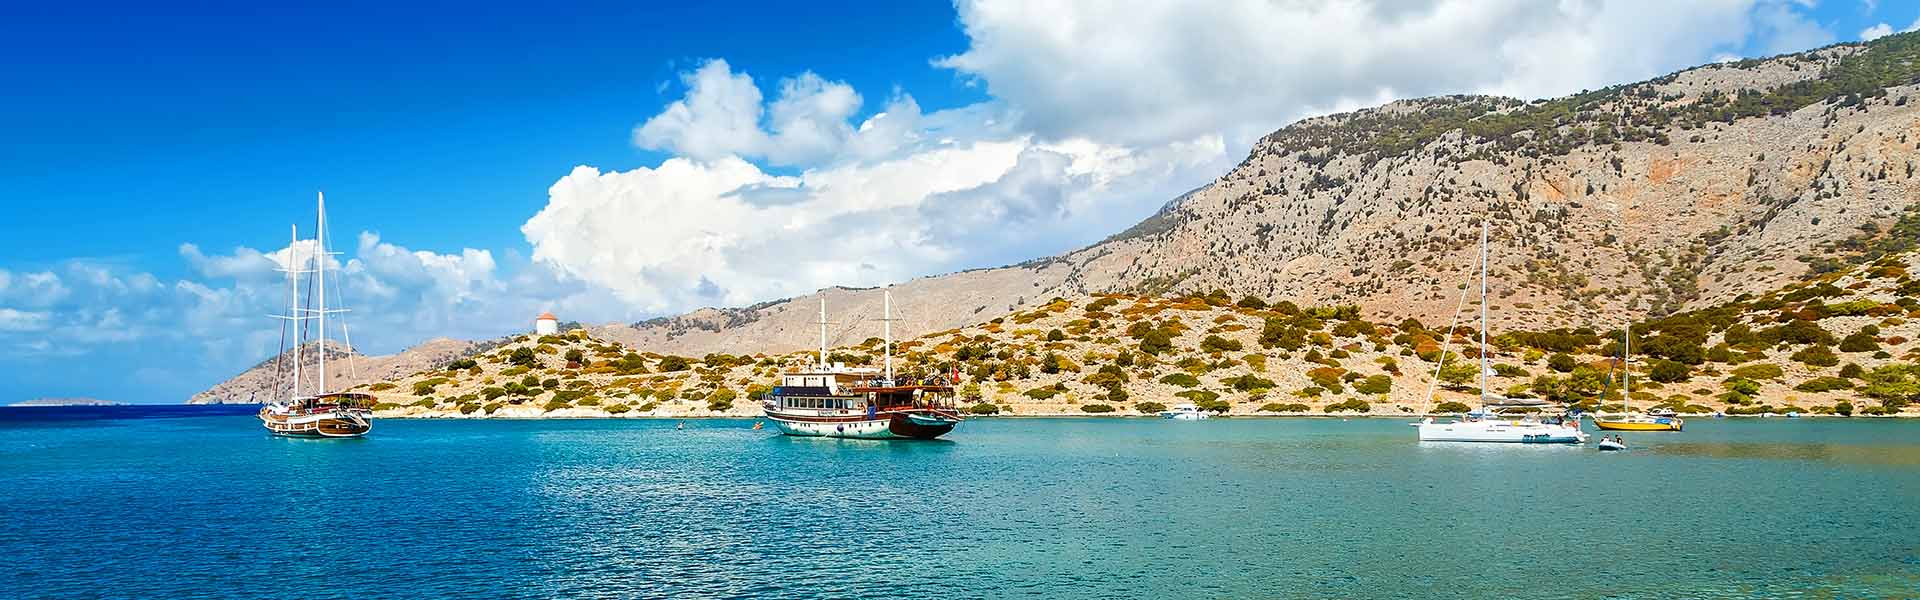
[535, 311, 559, 335]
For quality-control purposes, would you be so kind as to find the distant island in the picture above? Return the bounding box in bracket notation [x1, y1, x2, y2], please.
[9, 397, 126, 407]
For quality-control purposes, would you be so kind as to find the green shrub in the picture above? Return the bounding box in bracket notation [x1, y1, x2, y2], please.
[1159, 373, 1201, 387]
[967, 403, 1001, 415]
[656, 356, 691, 371]
[1353, 374, 1392, 395]
[1791, 345, 1839, 367]
[1432, 401, 1472, 414]
[372, 402, 403, 411]
[1139, 329, 1176, 355]
[1134, 401, 1167, 414]
[1176, 390, 1221, 403]
[508, 347, 537, 366]
[1024, 386, 1062, 400]
[1729, 363, 1783, 380]
[1548, 353, 1576, 373]
[1046, 328, 1067, 342]
[458, 402, 481, 414]
[410, 398, 437, 408]
[483, 402, 503, 414]
[368, 382, 396, 392]
[1225, 374, 1278, 392]
[542, 399, 570, 412]
[605, 403, 632, 414]
[1648, 359, 1691, 383]
[1838, 332, 1880, 353]
[1259, 402, 1311, 413]
[1794, 377, 1854, 392]
[1080, 403, 1116, 413]
[1200, 335, 1243, 353]
[1324, 399, 1371, 413]
[707, 388, 737, 411]
[1833, 401, 1853, 416]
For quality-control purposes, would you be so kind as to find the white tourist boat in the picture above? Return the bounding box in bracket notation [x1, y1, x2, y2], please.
[1159, 404, 1211, 420]
[761, 292, 962, 440]
[258, 193, 373, 438]
[1413, 219, 1586, 444]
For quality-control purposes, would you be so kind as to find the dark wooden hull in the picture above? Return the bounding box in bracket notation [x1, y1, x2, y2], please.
[886, 413, 957, 439]
[259, 408, 372, 438]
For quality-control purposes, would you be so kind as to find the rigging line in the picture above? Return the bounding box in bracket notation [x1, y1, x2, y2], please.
[1420, 255, 1477, 416]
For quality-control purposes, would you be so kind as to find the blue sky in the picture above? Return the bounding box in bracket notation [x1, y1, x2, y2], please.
[2, 0, 1915, 403]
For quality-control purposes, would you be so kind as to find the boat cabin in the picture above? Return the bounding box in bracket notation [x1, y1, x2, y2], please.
[769, 365, 955, 415]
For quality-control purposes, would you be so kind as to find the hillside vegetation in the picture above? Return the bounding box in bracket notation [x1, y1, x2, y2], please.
[361, 246, 1919, 418]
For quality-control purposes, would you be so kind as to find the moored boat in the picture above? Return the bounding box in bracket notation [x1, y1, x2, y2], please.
[1159, 404, 1210, 420]
[256, 192, 373, 438]
[1590, 261, 1681, 433]
[762, 291, 962, 440]
[1412, 218, 1586, 444]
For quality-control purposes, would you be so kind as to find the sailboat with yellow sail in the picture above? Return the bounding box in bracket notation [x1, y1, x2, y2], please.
[1591, 320, 1682, 432]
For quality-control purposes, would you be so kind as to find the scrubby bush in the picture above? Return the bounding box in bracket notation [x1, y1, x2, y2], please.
[605, 403, 632, 414]
[1176, 389, 1221, 404]
[1139, 329, 1176, 355]
[1839, 332, 1880, 353]
[458, 402, 482, 414]
[1200, 335, 1243, 353]
[1353, 374, 1392, 395]
[1794, 377, 1853, 392]
[372, 402, 403, 411]
[967, 403, 1001, 415]
[368, 382, 397, 392]
[1791, 345, 1840, 367]
[1046, 329, 1067, 342]
[707, 388, 738, 411]
[1259, 402, 1311, 413]
[656, 356, 691, 372]
[1548, 353, 1577, 373]
[509, 347, 537, 366]
[1224, 374, 1278, 392]
[542, 399, 570, 412]
[1080, 403, 1116, 413]
[1432, 401, 1472, 414]
[1648, 359, 1691, 383]
[1134, 401, 1167, 414]
[1729, 363, 1783, 380]
[1324, 399, 1371, 413]
[1024, 386, 1063, 400]
[1833, 401, 1853, 416]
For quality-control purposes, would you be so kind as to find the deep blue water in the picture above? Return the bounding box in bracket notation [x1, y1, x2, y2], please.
[3, 408, 1919, 599]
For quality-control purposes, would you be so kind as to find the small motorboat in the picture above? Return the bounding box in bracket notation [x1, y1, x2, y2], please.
[1159, 403, 1211, 420]
[1597, 437, 1628, 452]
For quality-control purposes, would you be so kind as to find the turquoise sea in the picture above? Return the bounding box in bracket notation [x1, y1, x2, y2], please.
[3, 407, 1918, 599]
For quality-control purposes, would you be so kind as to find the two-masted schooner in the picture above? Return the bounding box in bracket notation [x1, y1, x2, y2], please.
[257, 193, 374, 438]
[760, 291, 963, 440]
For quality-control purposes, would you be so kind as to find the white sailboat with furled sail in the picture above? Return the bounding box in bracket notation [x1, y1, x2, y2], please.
[1413, 218, 1586, 444]
[258, 192, 374, 438]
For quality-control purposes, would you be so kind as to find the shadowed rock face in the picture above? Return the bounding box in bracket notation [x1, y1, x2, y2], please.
[593, 35, 1920, 357]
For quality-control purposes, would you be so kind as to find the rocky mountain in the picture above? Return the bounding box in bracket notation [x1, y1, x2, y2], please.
[200, 33, 1920, 402]
[595, 32, 1920, 357]
[188, 338, 475, 404]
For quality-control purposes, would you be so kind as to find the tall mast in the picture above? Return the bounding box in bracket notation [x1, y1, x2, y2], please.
[883, 290, 894, 383]
[817, 298, 828, 371]
[1479, 218, 1489, 404]
[1623, 321, 1632, 410]
[316, 192, 328, 395]
[289, 224, 302, 399]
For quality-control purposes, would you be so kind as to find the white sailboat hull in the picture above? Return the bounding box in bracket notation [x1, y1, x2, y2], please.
[1416, 419, 1587, 444]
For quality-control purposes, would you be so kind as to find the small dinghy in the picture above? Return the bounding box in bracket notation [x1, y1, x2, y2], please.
[1597, 437, 1628, 452]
